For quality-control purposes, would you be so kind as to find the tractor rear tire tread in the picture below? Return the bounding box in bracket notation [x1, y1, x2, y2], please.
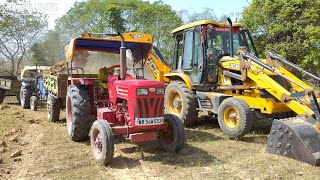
[165, 81, 198, 126]
[66, 85, 92, 141]
[20, 85, 32, 109]
[218, 97, 253, 140]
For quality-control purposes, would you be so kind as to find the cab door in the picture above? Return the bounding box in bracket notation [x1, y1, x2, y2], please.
[178, 27, 203, 85]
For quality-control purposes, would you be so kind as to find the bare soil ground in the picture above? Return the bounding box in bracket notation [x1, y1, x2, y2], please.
[0, 96, 320, 180]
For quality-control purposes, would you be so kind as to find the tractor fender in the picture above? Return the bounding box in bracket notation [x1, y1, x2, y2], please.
[164, 73, 193, 89]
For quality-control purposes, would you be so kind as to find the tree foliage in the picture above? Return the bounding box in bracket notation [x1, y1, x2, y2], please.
[0, 0, 47, 75]
[31, 30, 64, 66]
[242, 0, 320, 75]
[55, 0, 182, 60]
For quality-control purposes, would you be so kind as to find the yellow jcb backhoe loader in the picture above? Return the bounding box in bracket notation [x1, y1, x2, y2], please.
[143, 19, 320, 166]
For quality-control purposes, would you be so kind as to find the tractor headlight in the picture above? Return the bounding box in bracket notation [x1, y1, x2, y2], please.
[156, 88, 165, 95]
[136, 88, 148, 96]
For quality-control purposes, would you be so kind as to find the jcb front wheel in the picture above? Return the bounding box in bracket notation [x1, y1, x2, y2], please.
[164, 81, 198, 126]
[218, 97, 253, 139]
[90, 120, 114, 165]
[158, 114, 185, 152]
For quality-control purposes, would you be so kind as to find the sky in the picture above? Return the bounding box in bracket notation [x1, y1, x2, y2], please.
[0, 0, 251, 29]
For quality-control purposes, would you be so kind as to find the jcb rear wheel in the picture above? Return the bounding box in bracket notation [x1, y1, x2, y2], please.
[158, 114, 185, 152]
[66, 85, 92, 141]
[164, 81, 198, 126]
[90, 120, 114, 165]
[218, 97, 253, 139]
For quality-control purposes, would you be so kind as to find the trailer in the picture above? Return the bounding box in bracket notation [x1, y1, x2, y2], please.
[0, 76, 21, 104]
[43, 73, 98, 122]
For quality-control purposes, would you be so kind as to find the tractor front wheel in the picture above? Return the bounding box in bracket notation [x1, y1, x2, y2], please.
[47, 94, 60, 122]
[218, 97, 253, 139]
[30, 96, 38, 111]
[164, 81, 198, 126]
[90, 120, 114, 165]
[66, 85, 92, 141]
[158, 114, 185, 152]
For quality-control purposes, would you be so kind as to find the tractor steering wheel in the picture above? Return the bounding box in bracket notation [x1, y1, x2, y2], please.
[105, 64, 120, 75]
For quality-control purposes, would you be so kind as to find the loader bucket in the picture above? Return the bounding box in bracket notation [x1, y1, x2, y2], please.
[266, 117, 320, 166]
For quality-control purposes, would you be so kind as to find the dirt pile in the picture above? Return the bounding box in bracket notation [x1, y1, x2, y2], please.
[44, 61, 67, 75]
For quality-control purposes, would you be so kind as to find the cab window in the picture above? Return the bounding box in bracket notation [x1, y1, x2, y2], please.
[182, 30, 193, 70]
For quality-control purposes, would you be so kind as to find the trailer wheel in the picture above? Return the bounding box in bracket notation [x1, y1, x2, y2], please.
[47, 94, 60, 122]
[30, 96, 38, 111]
[90, 120, 114, 165]
[159, 114, 185, 152]
[164, 81, 198, 126]
[20, 85, 32, 109]
[0, 89, 5, 104]
[66, 85, 92, 141]
[218, 97, 253, 139]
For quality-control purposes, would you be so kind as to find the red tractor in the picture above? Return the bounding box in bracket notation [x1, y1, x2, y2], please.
[64, 32, 185, 165]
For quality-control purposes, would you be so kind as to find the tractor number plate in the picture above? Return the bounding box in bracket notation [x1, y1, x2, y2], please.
[135, 117, 164, 126]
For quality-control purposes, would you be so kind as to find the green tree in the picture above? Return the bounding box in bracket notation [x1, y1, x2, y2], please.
[242, 0, 320, 75]
[55, 0, 182, 60]
[0, 0, 47, 75]
[31, 30, 64, 66]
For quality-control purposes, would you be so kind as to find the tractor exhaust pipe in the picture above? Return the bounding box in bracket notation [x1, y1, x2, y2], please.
[118, 32, 126, 80]
[227, 18, 234, 57]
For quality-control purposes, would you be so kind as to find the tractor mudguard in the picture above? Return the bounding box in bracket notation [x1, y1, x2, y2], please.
[266, 117, 320, 166]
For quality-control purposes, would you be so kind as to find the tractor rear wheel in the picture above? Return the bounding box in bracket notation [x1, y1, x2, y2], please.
[0, 89, 5, 104]
[90, 120, 114, 165]
[20, 85, 32, 109]
[158, 114, 185, 152]
[218, 97, 253, 139]
[47, 94, 60, 122]
[30, 96, 38, 111]
[66, 85, 92, 141]
[164, 81, 198, 126]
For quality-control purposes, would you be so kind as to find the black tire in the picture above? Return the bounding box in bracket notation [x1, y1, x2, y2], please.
[30, 96, 38, 111]
[159, 114, 185, 152]
[47, 94, 60, 122]
[164, 81, 198, 126]
[20, 85, 32, 109]
[0, 89, 5, 104]
[66, 85, 92, 141]
[90, 120, 114, 165]
[218, 97, 253, 139]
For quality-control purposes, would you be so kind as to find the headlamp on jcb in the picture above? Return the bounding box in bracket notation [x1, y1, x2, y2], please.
[156, 88, 165, 95]
[136, 88, 148, 96]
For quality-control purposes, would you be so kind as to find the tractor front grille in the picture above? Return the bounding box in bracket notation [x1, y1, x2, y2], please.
[135, 97, 164, 118]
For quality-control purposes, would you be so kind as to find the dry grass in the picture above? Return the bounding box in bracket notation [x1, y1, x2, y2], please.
[0, 97, 320, 179]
